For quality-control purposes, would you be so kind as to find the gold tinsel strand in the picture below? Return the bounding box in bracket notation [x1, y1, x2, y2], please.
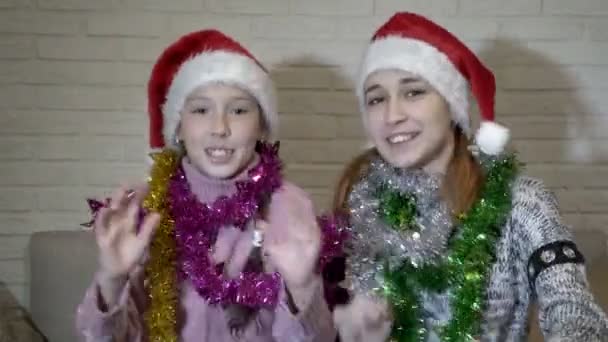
[142, 150, 181, 342]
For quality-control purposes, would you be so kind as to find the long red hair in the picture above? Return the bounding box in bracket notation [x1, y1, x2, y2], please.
[332, 128, 484, 218]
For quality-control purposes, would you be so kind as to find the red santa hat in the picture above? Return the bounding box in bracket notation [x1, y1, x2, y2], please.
[357, 12, 509, 155]
[147, 29, 278, 150]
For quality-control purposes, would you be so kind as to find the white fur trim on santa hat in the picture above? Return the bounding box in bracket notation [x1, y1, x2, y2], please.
[357, 36, 470, 134]
[162, 50, 278, 148]
[475, 121, 510, 156]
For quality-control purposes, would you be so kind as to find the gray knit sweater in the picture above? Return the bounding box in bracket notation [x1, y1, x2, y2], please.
[347, 175, 608, 341]
[477, 176, 607, 341]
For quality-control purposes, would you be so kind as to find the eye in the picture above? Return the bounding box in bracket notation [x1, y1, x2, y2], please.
[366, 96, 385, 106]
[192, 107, 208, 114]
[232, 107, 249, 115]
[405, 89, 427, 98]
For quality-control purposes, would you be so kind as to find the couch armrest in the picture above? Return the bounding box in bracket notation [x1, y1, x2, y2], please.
[29, 230, 98, 342]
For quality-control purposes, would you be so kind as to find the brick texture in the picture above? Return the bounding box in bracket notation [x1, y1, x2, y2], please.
[0, 0, 607, 310]
[459, 0, 541, 16]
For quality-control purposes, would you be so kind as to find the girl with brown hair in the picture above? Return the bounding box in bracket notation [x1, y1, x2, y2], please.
[331, 12, 608, 342]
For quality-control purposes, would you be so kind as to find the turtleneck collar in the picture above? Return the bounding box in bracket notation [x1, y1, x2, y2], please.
[181, 153, 260, 203]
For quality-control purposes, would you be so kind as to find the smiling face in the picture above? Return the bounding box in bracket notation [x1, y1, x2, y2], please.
[362, 69, 455, 174]
[177, 83, 265, 179]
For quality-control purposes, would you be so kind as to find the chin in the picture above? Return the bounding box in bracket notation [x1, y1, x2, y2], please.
[204, 164, 243, 179]
[389, 157, 418, 169]
[189, 157, 241, 179]
[377, 147, 419, 170]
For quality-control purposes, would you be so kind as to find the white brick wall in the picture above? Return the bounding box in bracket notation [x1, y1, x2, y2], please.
[1, 0, 607, 308]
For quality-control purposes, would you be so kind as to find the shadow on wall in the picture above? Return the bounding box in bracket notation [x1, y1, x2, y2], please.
[0, 281, 46, 342]
[476, 38, 606, 227]
[267, 55, 360, 212]
[477, 38, 604, 163]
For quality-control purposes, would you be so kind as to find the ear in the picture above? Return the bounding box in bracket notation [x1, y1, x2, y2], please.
[259, 129, 269, 142]
[174, 120, 183, 142]
[258, 114, 271, 141]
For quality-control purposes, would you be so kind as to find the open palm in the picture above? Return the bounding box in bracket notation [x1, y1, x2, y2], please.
[95, 184, 159, 279]
[263, 184, 321, 289]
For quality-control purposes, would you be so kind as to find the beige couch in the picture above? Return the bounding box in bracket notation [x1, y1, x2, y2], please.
[28, 230, 608, 342]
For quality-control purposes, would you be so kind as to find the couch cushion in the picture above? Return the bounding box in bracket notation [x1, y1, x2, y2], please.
[27, 229, 607, 342]
[29, 230, 97, 342]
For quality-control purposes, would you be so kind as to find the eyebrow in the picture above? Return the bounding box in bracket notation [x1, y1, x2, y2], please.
[231, 96, 256, 102]
[364, 84, 381, 95]
[185, 95, 254, 102]
[185, 95, 209, 101]
[364, 77, 423, 95]
[399, 77, 422, 85]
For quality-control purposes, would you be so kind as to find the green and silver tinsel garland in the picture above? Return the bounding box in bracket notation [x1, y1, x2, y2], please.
[346, 154, 520, 341]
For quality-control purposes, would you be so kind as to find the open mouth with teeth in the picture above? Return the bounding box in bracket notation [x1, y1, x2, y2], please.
[205, 147, 235, 163]
[387, 132, 420, 145]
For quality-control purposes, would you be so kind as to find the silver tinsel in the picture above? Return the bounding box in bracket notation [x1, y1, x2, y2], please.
[345, 157, 455, 295]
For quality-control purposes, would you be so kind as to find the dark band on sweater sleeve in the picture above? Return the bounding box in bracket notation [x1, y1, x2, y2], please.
[527, 240, 585, 286]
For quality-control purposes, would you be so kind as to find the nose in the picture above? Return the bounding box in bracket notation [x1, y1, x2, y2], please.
[210, 112, 230, 137]
[385, 96, 407, 125]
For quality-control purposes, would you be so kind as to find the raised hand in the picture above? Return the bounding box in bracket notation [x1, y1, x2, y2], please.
[94, 183, 159, 308]
[262, 184, 321, 291]
[333, 294, 393, 342]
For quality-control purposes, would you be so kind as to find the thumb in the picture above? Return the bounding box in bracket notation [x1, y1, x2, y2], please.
[333, 305, 359, 342]
[134, 212, 159, 253]
[332, 304, 350, 327]
[210, 227, 241, 265]
[224, 229, 255, 278]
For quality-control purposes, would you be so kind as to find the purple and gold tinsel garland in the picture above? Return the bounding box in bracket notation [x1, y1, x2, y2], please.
[142, 148, 180, 342]
[83, 141, 349, 340]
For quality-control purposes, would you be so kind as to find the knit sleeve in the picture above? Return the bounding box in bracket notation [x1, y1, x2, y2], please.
[272, 277, 337, 342]
[75, 266, 147, 341]
[509, 176, 608, 341]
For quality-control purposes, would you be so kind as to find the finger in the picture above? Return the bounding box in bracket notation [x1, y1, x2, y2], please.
[362, 304, 381, 325]
[106, 214, 126, 243]
[350, 295, 378, 323]
[210, 227, 240, 264]
[129, 183, 149, 207]
[279, 184, 316, 222]
[133, 212, 160, 252]
[332, 305, 349, 326]
[225, 230, 255, 278]
[254, 220, 269, 231]
[94, 207, 112, 239]
[253, 219, 273, 245]
[333, 308, 357, 342]
[268, 186, 319, 242]
[109, 183, 130, 211]
[373, 297, 391, 318]
[266, 187, 293, 242]
[266, 217, 290, 247]
[376, 320, 393, 342]
[378, 301, 392, 322]
[126, 183, 149, 230]
[254, 220, 273, 270]
[363, 301, 392, 331]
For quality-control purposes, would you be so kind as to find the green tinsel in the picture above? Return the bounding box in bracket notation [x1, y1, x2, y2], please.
[377, 185, 418, 231]
[379, 154, 520, 341]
